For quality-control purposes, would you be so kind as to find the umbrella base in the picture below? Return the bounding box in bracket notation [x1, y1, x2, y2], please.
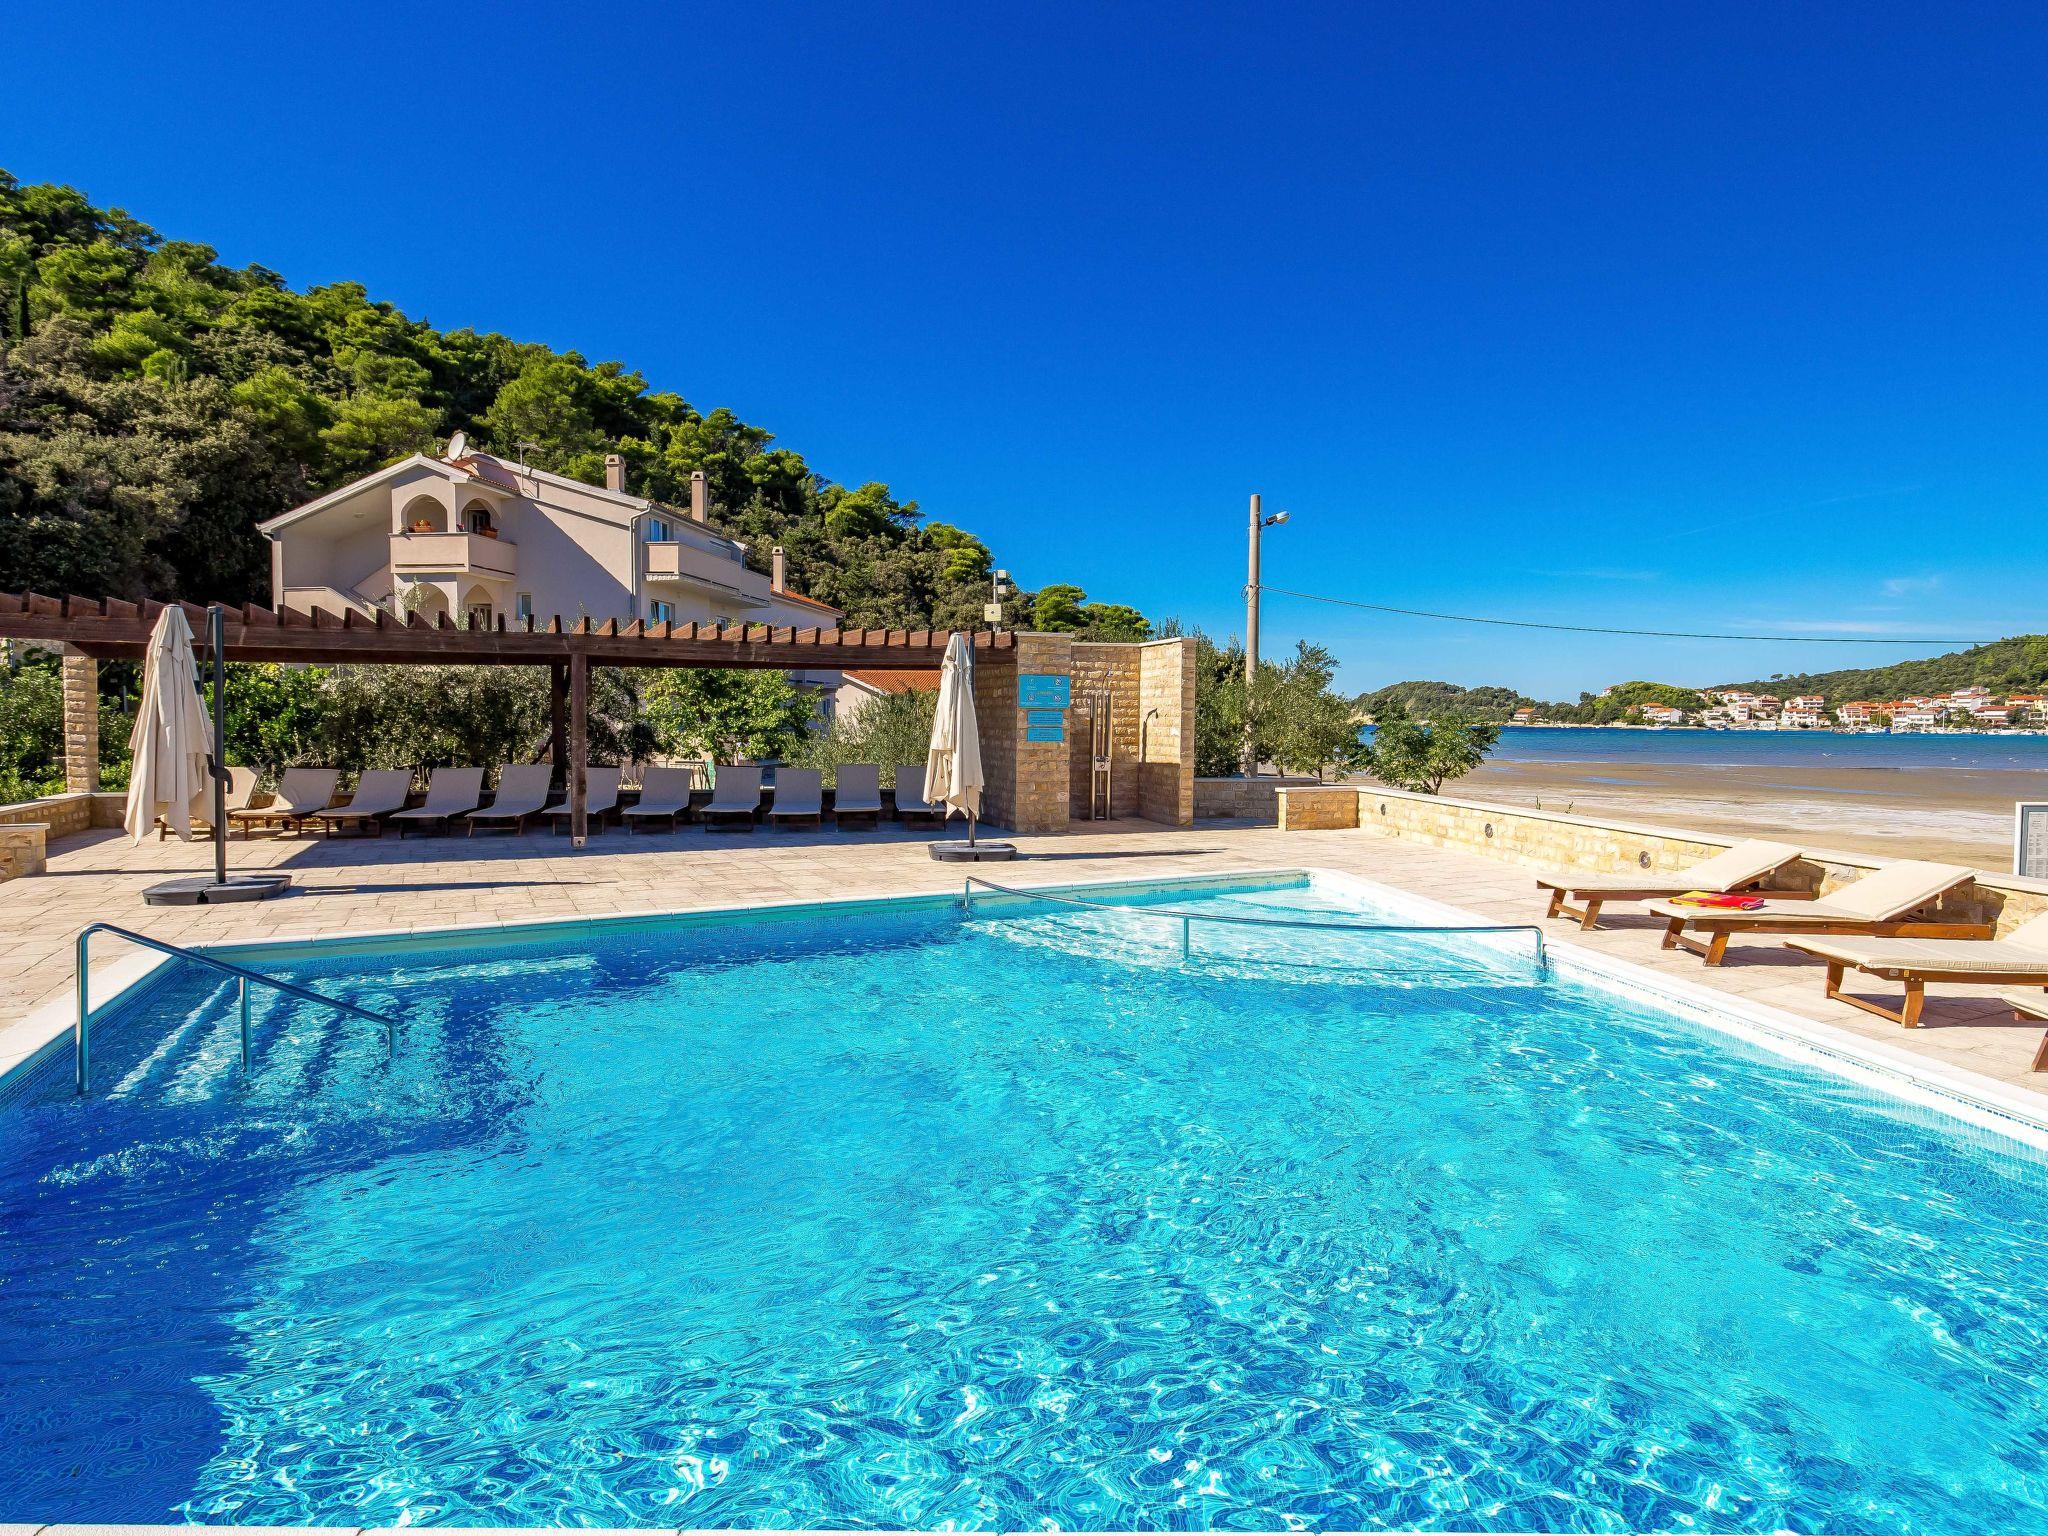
[929, 840, 1019, 862]
[142, 874, 294, 906]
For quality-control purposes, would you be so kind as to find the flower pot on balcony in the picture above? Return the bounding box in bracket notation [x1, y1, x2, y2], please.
[409, 520, 434, 533]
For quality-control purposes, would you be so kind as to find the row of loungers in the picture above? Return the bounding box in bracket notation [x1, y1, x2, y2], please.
[1537, 840, 2048, 1066]
[191, 763, 948, 840]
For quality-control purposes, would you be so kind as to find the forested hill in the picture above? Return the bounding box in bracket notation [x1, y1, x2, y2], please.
[1354, 680, 1538, 721]
[1716, 635, 2048, 703]
[0, 170, 1142, 635]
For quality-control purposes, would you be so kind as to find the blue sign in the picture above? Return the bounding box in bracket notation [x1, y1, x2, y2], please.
[1025, 709, 1065, 727]
[1017, 673, 1071, 709]
[1026, 724, 1066, 743]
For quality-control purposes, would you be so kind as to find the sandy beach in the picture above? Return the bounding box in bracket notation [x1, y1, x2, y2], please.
[1454, 756, 2042, 866]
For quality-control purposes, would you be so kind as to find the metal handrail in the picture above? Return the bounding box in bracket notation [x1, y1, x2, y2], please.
[75, 923, 399, 1095]
[960, 877, 1547, 969]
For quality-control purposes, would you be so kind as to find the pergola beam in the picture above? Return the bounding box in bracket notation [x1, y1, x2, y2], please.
[0, 593, 1009, 671]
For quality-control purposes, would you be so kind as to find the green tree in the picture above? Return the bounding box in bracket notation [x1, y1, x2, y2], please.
[789, 688, 937, 786]
[640, 668, 816, 764]
[1361, 702, 1498, 794]
[1031, 583, 1088, 631]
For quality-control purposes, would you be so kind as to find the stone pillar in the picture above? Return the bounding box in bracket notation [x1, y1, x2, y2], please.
[61, 651, 99, 793]
[975, 631, 1073, 834]
[1137, 637, 1197, 826]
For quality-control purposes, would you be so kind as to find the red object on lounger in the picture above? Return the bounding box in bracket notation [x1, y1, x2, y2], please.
[1667, 891, 1767, 910]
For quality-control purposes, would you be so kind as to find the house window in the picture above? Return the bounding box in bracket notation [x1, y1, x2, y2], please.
[466, 601, 494, 629]
[515, 592, 534, 622]
[646, 517, 672, 542]
[464, 504, 495, 534]
[649, 600, 676, 625]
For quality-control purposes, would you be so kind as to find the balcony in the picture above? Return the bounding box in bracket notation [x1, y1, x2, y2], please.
[642, 541, 772, 608]
[390, 530, 517, 582]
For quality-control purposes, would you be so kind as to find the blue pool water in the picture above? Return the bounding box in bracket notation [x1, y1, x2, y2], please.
[3, 876, 2047, 1531]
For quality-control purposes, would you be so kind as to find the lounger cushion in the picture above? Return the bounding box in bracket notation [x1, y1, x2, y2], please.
[314, 769, 415, 818]
[833, 765, 884, 813]
[2003, 991, 2048, 1021]
[471, 764, 554, 817]
[622, 766, 696, 814]
[1540, 840, 1801, 897]
[705, 765, 764, 811]
[769, 768, 823, 816]
[543, 765, 624, 816]
[392, 767, 486, 817]
[1649, 860, 1971, 925]
[1786, 935, 2048, 974]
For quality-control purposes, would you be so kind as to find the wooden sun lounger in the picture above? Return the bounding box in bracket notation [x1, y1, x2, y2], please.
[390, 767, 486, 838]
[542, 765, 623, 835]
[893, 765, 946, 823]
[767, 768, 824, 829]
[228, 767, 340, 839]
[465, 764, 555, 835]
[701, 765, 765, 832]
[620, 766, 696, 833]
[1647, 860, 1985, 967]
[1784, 911, 2048, 1029]
[1536, 839, 1806, 930]
[309, 769, 415, 837]
[832, 764, 884, 827]
[161, 766, 259, 839]
[2005, 992, 2048, 1071]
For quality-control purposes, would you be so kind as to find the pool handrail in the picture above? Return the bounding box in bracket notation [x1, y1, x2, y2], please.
[75, 922, 400, 1096]
[959, 877, 1547, 970]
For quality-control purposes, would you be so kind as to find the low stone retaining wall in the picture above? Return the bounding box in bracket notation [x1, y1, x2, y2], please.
[0, 790, 127, 883]
[1193, 775, 1320, 822]
[1276, 782, 2048, 936]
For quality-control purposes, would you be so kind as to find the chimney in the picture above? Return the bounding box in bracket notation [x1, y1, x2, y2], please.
[604, 453, 626, 493]
[771, 546, 787, 594]
[689, 470, 708, 523]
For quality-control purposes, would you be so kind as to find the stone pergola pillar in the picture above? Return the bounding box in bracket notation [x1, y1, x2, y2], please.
[61, 649, 99, 793]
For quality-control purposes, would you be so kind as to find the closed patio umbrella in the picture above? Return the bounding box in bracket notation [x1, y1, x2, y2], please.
[925, 633, 1014, 861]
[926, 632, 983, 838]
[124, 607, 212, 844]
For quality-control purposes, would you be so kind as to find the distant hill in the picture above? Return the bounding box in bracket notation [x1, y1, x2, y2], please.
[1717, 635, 2048, 703]
[1355, 680, 1538, 721]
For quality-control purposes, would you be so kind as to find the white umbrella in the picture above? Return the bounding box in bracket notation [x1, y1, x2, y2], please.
[124, 607, 213, 843]
[926, 632, 984, 839]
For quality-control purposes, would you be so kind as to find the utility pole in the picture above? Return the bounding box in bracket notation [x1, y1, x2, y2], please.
[1243, 493, 1289, 775]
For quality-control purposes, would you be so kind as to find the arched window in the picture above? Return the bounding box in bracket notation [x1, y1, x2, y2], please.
[462, 502, 495, 535]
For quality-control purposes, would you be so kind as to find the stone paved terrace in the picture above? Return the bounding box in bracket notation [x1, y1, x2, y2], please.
[4, 817, 2047, 1099]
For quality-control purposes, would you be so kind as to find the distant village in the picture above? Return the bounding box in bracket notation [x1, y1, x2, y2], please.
[1510, 685, 2048, 732]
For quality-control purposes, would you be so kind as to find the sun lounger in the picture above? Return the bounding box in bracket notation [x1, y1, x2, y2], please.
[2001, 992, 2048, 1071]
[465, 764, 555, 835]
[1782, 910, 2048, 1029]
[542, 765, 623, 835]
[767, 768, 823, 829]
[1648, 860, 1984, 967]
[228, 767, 340, 838]
[162, 765, 259, 839]
[702, 764, 765, 832]
[390, 766, 486, 837]
[308, 769, 415, 837]
[1536, 839, 1806, 930]
[620, 766, 697, 833]
[832, 764, 884, 827]
[894, 764, 945, 823]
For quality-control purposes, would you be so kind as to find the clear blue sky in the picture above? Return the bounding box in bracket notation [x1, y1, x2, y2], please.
[8, 2, 2045, 698]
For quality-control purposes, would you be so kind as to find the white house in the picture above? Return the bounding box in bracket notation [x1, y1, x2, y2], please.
[258, 443, 848, 698]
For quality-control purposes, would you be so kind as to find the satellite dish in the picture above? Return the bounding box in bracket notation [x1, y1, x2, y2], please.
[445, 430, 468, 460]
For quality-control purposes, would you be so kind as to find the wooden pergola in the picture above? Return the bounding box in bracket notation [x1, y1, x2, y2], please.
[0, 592, 1010, 843]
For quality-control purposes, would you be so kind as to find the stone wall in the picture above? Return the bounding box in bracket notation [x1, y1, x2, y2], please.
[1135, 638, 1196, 827]
[1068, 643, 1142, 819]
[0, 791, 123, 884]
[1195, 774, 1321, 822]
[1276, 782, 2048, 936]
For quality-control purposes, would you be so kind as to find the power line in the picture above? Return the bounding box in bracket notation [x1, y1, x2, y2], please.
[1256, 585, 1993, 647]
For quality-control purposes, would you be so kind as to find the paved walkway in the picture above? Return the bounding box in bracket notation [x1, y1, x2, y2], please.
[6, 816, 2045, 1096]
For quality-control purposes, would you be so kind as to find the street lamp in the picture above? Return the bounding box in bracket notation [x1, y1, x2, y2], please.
[1244, 494, 1290, 774]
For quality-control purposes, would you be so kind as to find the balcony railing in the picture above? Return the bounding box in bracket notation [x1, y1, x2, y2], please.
[642, 540, 772, 607]
[390, 530, 517, 580]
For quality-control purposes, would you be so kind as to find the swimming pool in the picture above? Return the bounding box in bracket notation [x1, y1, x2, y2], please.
[3, 871, 2047, 1531]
